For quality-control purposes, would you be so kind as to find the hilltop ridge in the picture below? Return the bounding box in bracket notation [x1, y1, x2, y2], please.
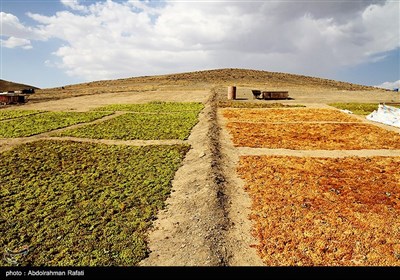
[0, 79, 39, 92]
[71, 68, 379, 91]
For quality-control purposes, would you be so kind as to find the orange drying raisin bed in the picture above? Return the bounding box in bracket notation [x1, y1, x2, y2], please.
[238, 155, 400, 266]
[226, 122, 400, 150]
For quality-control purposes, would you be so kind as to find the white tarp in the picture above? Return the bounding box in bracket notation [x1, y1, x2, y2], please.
[366, 104, 400, 128]
[339, 109, 353, 114]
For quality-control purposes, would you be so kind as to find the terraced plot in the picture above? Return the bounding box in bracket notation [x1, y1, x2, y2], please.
[0, 140, 190, 266]
[238, 156, 400, 266]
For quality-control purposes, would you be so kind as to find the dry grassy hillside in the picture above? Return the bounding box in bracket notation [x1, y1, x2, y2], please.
[0, 79, 39, 92]
[4, 68, 386, 104]
[78, 68, 380, 90]
[145, 68, 379, 90]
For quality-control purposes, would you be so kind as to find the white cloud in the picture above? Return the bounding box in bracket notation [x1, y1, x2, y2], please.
[0, 11, 47, 49]
[60, 0, 88, 12]
[1, 12, 30, 37]
[360, 2, 400, 55]
[376, 80, 400, 90]
[2, 0, 398, 81]
[1, 37, 32, 49]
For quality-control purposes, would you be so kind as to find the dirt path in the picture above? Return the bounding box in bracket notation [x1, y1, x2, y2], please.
[140, 89, 229, 266]
[217, 109, 265, 266]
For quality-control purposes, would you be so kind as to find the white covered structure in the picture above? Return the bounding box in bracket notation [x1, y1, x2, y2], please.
[366, 104, 400, 128]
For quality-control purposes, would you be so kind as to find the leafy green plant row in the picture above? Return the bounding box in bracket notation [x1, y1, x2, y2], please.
[328, 103, 400, 115]
[0, 111, 112, 138]
[54, 112, 199, 140]
[93, 101, 204, 113]
[0, 140, 190, 266]
[0, 110, 43, 121]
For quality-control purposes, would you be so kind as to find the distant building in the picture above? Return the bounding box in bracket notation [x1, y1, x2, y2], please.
[22, 88, 35, 94]
[0, 93, 25, 105]
[0, 88, 34, 105]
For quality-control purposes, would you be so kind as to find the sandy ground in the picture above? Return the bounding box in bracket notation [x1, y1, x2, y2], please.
[1, 84, 400, 266]
[217, 110, 265, 266]
[17, 90, 209, 111]
[233, 86, 400, 104]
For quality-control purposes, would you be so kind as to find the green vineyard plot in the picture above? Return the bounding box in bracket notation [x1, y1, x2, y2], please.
[328, 103, 400, 115]
[0, 110, 43, 121]
[55, 112, 200, 140]
[94, 101, 204, 113]
[0, 111, 112, 138]
[0, 140, 190, 266]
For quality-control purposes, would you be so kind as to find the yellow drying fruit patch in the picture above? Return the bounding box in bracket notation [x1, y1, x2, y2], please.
[238, 155, 400, 266]
[223, 108, 361, 123]
[226, 122, 400, 150]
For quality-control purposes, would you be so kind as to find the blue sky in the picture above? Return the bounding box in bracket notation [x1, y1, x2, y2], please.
[1, 0, 399, 89]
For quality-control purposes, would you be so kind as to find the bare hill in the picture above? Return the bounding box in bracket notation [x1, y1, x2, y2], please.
[0, 79, 39, 92]
[28, 68, 385, 103]
[132, 68, 378, 90]
[59, 68, 379, 90]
